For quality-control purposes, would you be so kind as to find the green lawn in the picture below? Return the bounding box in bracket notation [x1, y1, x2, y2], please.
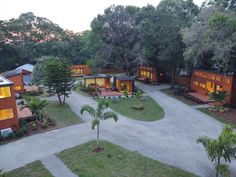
[197, 108, 236, 129]
[6, 161, 53, 177]
[98, 96, 164, 121]
[44, 101, 84, 128]
[57, 141, 198, 177]
[160, 88, 198, 106]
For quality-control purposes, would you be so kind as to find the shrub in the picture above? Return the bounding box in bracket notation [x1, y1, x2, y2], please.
[143, 78, 150, 83]
[41, 119, 48, 129]
[47, 118, 56, 126]
[31, 122, 38, 130]
[15, 129, 24, 137]
[210, 91, 228, 104]
[24, 88, 43, 96]
[22, 126, 29, 134]
[174, 86, 186, 96]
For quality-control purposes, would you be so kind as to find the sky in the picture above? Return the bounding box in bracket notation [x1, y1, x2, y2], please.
[0, 0, 205, 32]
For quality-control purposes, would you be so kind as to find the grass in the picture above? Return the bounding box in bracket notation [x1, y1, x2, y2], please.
[197, 108, 236, 129]
[6, 161, 53, 177]
[57, 141, 198, 177]
[44, 101, 84, 128]
[98, 96, 164, 121]
[160, 88, 198, 106]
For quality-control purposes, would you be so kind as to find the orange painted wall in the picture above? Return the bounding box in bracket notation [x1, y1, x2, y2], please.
[0, 85, 19, 131]
[116, 80, 132, 92]
[7, 74, 24, 94]
[71, 65, 91, 77]
[174, 76, 190, 88]
[190, 70, 235, 105]
[138, 65, 157, 82]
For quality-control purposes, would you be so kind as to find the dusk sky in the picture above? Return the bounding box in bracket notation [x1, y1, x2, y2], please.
[0, 0, 205, 32]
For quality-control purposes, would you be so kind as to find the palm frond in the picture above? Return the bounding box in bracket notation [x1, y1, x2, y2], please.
[80, 105, 96, 118]
[103, 111, 118, 122]
[92, 118, 100, 129]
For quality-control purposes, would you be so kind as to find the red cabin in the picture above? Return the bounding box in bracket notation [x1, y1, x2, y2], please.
[71, 65, 91, 77]
[2, 68, 32, 95]
[0, 76, 19, 132]
[190, 70, 236, 106]
[137, 65, 157, 83]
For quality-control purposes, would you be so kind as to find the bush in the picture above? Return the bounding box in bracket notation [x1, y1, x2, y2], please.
[47, 118, 56, 126]
[41, 119, 48, 129]
[143, 78, 150, 83]
[31, 121, 38, 130]
[24, 88, 43, 96]
[80, 85, 94, 93]
[174, 86, 186, 96]
[15, 129, 24, 137]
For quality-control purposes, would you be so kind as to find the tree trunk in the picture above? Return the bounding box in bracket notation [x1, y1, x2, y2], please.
[57, 93, 62, 105]
[63, 94, 66, 104]
[171, 68, 175, 89]
[216, 157, 220, 177]
[96, 124, 100, 149]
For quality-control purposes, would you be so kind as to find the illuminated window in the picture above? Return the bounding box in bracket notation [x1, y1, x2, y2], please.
[216, 85, 223, 91]
[0, 86, 11, 98]
[193, 81, 198, 86]
[199, 83, 206, 88]
[14, 86, 21, 91]
[215, 76, 221, 82]
[0, 108, 14, 121]
[150, 73, 153, 80]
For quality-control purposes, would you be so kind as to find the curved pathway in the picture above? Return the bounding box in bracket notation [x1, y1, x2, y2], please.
[0, 82, 235, 177]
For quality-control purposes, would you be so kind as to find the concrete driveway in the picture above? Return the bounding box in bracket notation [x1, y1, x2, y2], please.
[0, 82, 235, 177]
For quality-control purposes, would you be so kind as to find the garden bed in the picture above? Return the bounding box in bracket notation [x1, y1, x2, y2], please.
[198, 107, 236, 128]
[57, 141, 198, 177]
[0, 101, 83, 145]
[160, 88, 199, 106]
[97, 96, 164, 121]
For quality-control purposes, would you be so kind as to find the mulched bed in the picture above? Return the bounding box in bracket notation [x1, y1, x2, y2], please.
[210, 108, 236, 125]
[0, 120, 57, 145]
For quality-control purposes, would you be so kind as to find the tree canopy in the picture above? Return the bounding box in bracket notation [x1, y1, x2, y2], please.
[1, 0, 236, 80]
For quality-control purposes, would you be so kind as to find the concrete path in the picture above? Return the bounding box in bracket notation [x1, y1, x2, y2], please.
[41, 154, 77, 177]
[0, 83, 235, 177]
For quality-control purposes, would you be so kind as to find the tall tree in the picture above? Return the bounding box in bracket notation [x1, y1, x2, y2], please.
[182, 6, 236, 73]
[0, 12, 83, 72]
[156, 0, 198, 87]
[202, 0, 236, 10]
[91, 5, 140, 75]
[44, 57, 74, 105]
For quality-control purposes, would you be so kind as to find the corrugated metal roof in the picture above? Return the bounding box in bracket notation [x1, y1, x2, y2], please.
[115, 75, 134, 81]
[1, 63, 34, 78]
[0, 75, 14, 86]
[16, 63, 34, 73]
[84, 74, 112, 79]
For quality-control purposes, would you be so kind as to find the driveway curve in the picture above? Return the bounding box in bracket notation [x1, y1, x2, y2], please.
[0, 82, 235, 177]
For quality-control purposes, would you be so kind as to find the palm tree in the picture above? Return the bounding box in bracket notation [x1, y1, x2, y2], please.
[135, 90, 144, 110]
[80, 100, 118, 151]
[20, 96, 48, 121]
[197, 125, 236, 177]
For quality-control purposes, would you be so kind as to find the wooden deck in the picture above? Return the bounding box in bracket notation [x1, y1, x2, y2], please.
[137, 77, 146, 81]
[100, 91, 123, 97]
[187, 92, 213, 103]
